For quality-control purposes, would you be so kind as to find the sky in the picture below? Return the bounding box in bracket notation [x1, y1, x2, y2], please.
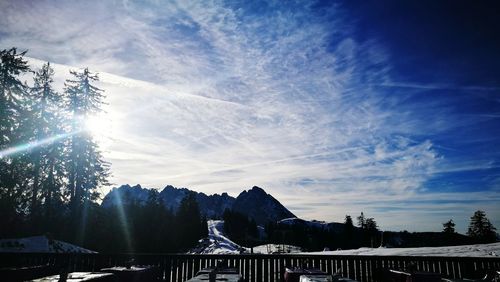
[1, 0, 499, 233]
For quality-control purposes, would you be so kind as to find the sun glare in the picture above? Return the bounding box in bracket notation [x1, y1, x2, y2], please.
[85, 115, 112, 137]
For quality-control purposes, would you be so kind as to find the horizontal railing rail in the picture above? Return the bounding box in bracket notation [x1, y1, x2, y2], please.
[0, 253, 499, 282]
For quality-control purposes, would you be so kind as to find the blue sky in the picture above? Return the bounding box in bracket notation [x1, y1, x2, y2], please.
[1, 0, 499, 232]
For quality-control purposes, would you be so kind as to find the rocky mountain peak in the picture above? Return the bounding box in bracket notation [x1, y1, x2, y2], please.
[233, 186, 296, 225]
[102, 184, 294, 225]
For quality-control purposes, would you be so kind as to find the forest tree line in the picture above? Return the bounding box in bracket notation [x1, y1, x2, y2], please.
[0, 47, 109, 240]
[224, 210, 497, 252]
[0, 48, 207, 252]
[262, 212, 381, 251]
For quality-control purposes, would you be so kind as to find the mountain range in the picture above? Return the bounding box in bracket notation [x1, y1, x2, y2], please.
[101, 184, 296, 225]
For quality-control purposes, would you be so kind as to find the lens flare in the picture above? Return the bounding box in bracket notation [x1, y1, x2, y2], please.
[0, 131, 78, 159]
[112, 190, 134, 252]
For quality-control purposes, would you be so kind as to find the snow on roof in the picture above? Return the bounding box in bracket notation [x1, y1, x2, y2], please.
[0, 235, 96, 253]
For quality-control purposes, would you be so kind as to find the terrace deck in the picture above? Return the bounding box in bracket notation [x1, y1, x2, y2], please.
[0, 253, 498, 282]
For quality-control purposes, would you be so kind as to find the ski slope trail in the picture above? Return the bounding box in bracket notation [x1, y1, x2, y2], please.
[190, 220, 248, 254]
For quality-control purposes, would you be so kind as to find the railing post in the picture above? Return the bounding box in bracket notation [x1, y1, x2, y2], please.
[244, 256, 250, 282]
[164, 256, 171, 282]
[171, 257, 177, 282]
[269, 257, 275, 282]
[256, 256, 263, 282]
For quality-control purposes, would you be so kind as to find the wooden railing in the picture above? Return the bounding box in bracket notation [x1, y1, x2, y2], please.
[1, 253, 499, 282]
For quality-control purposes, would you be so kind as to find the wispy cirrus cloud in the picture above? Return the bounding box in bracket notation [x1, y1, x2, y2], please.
[1, 0, 498, 232]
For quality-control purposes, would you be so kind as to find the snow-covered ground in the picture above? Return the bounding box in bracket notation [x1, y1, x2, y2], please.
[253, 244, 302, 254]
[190, 220, 304, 254]
[192, 220, 500, 257]
[300, 242, 500, 257]
[190, 220, 248, 254]
[0, 236, 96, 253]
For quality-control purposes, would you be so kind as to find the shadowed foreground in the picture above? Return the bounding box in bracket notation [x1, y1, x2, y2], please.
[1, 253, 499, 282]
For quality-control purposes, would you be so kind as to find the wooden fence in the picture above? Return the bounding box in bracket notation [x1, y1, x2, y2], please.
[1, 253, 499, 282]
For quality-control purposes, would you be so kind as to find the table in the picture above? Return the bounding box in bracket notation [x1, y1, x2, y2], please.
[187, 268, 243, 282]
[299, 274, 359, 282]
[186, 273, 243, 282]
[410, 271, 441, 282]
[196, 268, 239, 274]
[0, 264, 57, 281]
[31, 272, 115, 282]
[100, 266, 160, 282]
[285, 268, 328, 282]
[299, 274, 333, 282]
[387, 269, 441, 282]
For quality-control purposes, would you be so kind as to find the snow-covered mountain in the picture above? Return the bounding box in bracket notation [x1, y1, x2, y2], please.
[101, 184, 294, 224]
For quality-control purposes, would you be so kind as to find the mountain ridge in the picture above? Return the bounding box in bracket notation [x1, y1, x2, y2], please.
[101, 184, 295, 225]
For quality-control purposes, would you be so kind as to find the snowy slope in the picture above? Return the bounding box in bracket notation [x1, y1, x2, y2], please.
[300, 242, 500, 257]
[190, 220, 303, 254]
[0, 236, 96, 253]
[189, 220, 301, 254]
[190, 220, 248, 254]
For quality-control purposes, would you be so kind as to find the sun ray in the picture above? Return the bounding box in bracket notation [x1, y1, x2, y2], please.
[0, 131, 79, 159]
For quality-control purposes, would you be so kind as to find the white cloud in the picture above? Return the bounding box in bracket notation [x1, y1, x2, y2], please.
[1, 0, 497, 232]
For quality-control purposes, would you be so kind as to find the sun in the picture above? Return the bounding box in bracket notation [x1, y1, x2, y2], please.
[84, 114, 112, 136]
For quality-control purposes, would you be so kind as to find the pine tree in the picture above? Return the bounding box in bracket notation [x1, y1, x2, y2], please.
[0, 48, 30, 189]
[467, 210, 497, 243]
[65, 68, 109, 203]
[365, 218, 378, 247]
[0, 48, 31, 236]
[357, 212, 365, 229]
[0, 48, 30, 149]
[342, 215, 354, 248]
[200, 216, 209, 238]
[442, 219, 456, 234]
[28, 62, 66, 220]
[365, 218, 378, 232]
[345, 215, 353, 228]
[176, 193, 203, 250]
[64, 68, 110, 242]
